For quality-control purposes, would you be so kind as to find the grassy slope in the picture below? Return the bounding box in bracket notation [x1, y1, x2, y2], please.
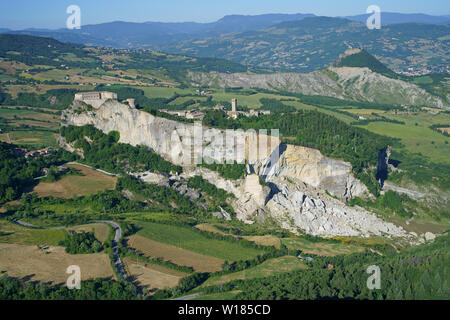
[136, 221, 266, 261]
[356, 111, 450, 165]
[199, 256, 307, 288]
[0, 220, 66, 246]
[32, 164, 117, 199]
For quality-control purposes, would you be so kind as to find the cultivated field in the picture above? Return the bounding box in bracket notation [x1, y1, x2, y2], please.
[242, 235, 282, 249]
[68, 223, 111, 243]
[358, 121, 449, 164]
[282, 237, 364, 256]
[195, 223, 228, 236]
[0, 106, 61, 147]
[127, 235, 224, 273]
[139, 86, 197, 98]
[196, 224, 282, 250]
[123, 257, 187, 292]
[0, 243, 115, 285]
[0, 219, 66, 246]
[136, 221, 266, 261]
[32, 164, 117, 199]
[354, 110, 450, 164]
[0, 131, 59, 148]
[200, 256, 307, 288]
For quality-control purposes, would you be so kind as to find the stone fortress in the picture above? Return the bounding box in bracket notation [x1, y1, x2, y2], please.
[74, 91, 135, 109]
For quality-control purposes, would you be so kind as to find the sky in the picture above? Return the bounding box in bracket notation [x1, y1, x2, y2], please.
[0, 0, 449, 30]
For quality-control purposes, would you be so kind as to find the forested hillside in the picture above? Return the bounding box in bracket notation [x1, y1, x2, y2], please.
[199, 233, 450, 300]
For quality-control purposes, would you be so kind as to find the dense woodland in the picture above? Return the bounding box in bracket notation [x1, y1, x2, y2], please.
[334, 49, 396, 78]
[203, 109, 393, 170]
[0, 277, 140, 300]
[259, 98, 296, 112]
[200, 161, 247, 180]
[199, 234, 450, 300]
[0, 143, 76, 204]
[187, 175, 235, 213]
[116, 175, 199, 215]
[0, 34, 100, 68]
[59, 231, 103, 254]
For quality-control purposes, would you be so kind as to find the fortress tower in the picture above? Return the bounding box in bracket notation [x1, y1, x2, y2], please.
[228, 98, 239, 119]
[232, 98, 238, 113]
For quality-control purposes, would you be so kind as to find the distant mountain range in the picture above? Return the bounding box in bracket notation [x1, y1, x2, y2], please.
[163, 17, 450, 73]
[1, 12, 449, 73]
[1, 12, 449, 47]
[1, 14, 317, 48]
[344, 12, 450, 25]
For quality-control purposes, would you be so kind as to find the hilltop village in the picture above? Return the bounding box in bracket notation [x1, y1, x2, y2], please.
[75, 91, 272, 121]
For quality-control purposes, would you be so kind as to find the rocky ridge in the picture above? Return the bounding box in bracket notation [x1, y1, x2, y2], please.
[188, 67, 447, 108]
[61, 99, 416, 240]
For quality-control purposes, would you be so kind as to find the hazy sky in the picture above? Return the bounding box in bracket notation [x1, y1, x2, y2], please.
[1, 0, 449, 30]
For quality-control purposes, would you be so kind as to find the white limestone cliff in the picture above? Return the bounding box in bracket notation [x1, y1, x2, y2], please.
[61, 99, 413, 239]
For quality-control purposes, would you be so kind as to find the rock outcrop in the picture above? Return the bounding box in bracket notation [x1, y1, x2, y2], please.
[63, 100, 279, 167]
[189, 67, 447, 108]
[62, 99, 413, 239]
[255, 144, 369, 200]
[265, 177, 407, 238]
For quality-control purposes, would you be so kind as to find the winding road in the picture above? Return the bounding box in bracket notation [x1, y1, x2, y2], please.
[94, 220, 128, 281]
[34, 162, 120, 181]
[10, 219, 128, 281]
[172, 293, 203, 301]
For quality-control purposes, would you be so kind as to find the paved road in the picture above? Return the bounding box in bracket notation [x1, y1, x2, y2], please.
[172, 293, 203, 301]
[10, 219, 128, 281]
[95, 221, 128, 281]
[65, 162, 120, 177]
[11, 219, 65, 230]
[34, 162, 120, 180]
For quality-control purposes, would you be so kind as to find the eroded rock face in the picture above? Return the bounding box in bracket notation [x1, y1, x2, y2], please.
[265, 177, 408, 238]
[189, 66, 446, 108]
[261, 144, 369, 200]
[62, 99, 412, 239]
[63, 100, 366, 200]
[63, 100, 279, 167]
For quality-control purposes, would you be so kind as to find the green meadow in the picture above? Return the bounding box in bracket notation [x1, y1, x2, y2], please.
[136, 221, 266, 261]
